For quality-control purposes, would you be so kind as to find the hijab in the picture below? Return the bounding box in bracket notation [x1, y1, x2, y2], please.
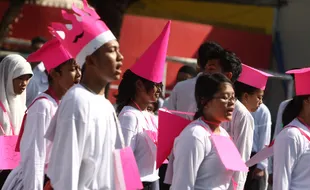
[0, 54, 33, 135]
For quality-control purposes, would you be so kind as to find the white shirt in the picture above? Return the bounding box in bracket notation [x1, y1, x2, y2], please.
[250, 103, 271, 170]
[46, 84, 122, 190]
[118, 106, 159, 182]
[273, 119, 310, 190]
[170, 118, 233, 190]
[166, 75, 199, 119]
[2, 93, 57, 190]
[26, 63, 48, 107]
[221, 100, 254, 190]
[273, 99, 291, 139]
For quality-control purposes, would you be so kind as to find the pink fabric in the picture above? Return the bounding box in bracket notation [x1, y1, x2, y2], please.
[130, 21, 171, 83]
[156, 108, 191, 169]
[286, 68, 310, 96]
[237, 64, 272, 90]
[27, 38, 72, 73]
[114, 147, 143, 190]
[49, 0, 113, 60]
[0, 135, 20, 170]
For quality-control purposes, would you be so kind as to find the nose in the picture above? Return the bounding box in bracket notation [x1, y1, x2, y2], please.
[117, 51, 124, 62]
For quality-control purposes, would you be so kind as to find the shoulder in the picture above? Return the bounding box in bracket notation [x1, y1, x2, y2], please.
[179, 120, 210, 143]
[174, 77, 197, 91]
[235, 100, 254, 120]
[27, 94, 56, 114]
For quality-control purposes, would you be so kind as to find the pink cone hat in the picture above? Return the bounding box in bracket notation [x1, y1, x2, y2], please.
[49, 0, 116, 67]
[27, 38, 72, 73]
[238, 63, 272, 90]
[130, 21, 171, 83]
[286, 68, 310, 96]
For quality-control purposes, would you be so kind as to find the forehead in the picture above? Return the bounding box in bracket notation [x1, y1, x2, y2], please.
[218, 83, 234, 93]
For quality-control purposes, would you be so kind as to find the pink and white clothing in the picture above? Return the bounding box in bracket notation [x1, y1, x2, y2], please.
[170, 118, 233, 190]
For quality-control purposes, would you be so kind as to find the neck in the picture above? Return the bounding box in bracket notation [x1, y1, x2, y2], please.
[201, 115, 221, 133]
[47, 83, 66, 100]
[298, 110, 310, 127]
[130, 98, 149, 111]
[80, 76, 106, 95]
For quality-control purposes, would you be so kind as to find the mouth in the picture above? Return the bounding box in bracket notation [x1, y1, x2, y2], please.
[226, 108, 234, 115]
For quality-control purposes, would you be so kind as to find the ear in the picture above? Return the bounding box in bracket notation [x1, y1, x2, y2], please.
[242, 93, 249, 103]
[135, 80, 145, 92]
[224, 72, 233, 81]
[49, 69, 60, 80]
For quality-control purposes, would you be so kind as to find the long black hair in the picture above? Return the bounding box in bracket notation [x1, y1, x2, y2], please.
[115, 69, 163, 114]
[282, 95, 310, 126]
[234, 81, 260, 100]
[194, 73, 233, 120]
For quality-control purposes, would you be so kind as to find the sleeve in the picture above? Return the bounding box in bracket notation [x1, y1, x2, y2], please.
[273, 129, 300, 190]
[166, 85, 178, 110]
[47, 103, 88, 190]
[230, 113, 254, 190]
[21, 107, 49, 190]
[170, 134, 206, 190]
[256, 109, 272, 170]
[118, 112, 138, 151]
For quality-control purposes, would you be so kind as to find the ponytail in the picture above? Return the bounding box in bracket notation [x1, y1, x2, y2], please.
[282, 96, 308, 126]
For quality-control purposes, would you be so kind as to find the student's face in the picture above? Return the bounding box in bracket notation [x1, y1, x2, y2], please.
[56, 60, 81, 90]
[13, 74, 32, 95]
[204, 83, 235, 122]
[204, 59, 223, 74]
[137, 81, 163, 103]
[89, 40, 124, 84]
[243, 89, 264, 112]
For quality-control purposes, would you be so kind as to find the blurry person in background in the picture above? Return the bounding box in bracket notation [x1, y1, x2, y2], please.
[162, 65, 197, 108]
[26, 36, 48, 106]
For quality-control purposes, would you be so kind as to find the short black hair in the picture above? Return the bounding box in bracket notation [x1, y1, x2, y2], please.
[234, 81, 260, 99]
[218, 50, 242, 83]
[31, 36, 47, 46]
[197, 41, 224, 70]
[47, 59, 75, 85]
[178, 65, 197, 77]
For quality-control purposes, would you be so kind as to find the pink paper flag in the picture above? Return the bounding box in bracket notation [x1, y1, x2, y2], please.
[114, 147, 143, 190]
[0, 135, 21, 170]
[157, 109, 191, 169]
[211, 135, 248, 172]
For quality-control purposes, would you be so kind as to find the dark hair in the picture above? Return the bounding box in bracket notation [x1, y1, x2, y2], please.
[178, 65, 197, 77]
[197, 41, 224, 70]
[234, 81, 260, 100]
[282, 95, 310, 126]
[218, 50, 242, 83]
[194, 73, 233, 119]
[115, 69, 163, 114]
[47, 59, 75, 85]
[31, 36, 47, 46]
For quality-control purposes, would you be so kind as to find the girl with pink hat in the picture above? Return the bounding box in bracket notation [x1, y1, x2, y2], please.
[2, 38, 80, 190]
[116, 21, 171, 190]
[272, 68, 310, 190]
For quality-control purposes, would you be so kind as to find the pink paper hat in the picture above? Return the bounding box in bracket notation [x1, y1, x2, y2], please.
[156, 108, 191, 169]
[49, 0, 116, 67]
[130, 21, 171, 83]
[27, 38, 72, 73]
[237, 64, 272, 90]
[286, 68, 310, 96]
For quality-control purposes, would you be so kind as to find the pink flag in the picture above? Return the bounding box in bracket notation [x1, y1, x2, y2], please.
[157, 109, 191, 169]
[211, 135, 248, 172]
[0, 135, 20, 170]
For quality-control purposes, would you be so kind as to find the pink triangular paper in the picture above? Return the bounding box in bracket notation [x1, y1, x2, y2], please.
[156, 109, 191, 169]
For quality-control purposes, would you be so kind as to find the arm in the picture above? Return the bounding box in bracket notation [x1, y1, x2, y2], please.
[47, 106, 88, 190]
[171, 134, 206, 190]
[21, 107, 49, 190]
[118, 112, 138, 151]
[256, 110, 272, 170]
[166, 85, 178, 110]
[231, 114, 254, 190]
[273, 129, 299, 190]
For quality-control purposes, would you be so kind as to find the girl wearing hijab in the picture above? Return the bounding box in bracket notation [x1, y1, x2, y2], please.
[234, 64, 272, 190]
[272, 68, 310, 190]
[116, 21, 170, 190]
[0, 54, 33, 187]
[2, 38, 81, 190]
